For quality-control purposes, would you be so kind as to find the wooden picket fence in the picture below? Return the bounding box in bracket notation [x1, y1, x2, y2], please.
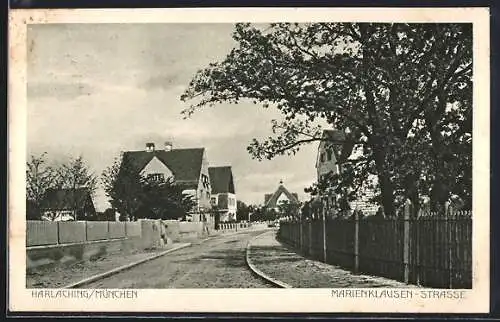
[278, 207, 472, 289]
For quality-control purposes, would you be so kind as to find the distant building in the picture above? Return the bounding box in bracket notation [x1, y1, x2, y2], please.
[315, 129, 378, 217]
[122, 142, 212, 215]
[40, 188, 96, 221]
[264, 181, 300, 215]
[208, 166, 236, 222]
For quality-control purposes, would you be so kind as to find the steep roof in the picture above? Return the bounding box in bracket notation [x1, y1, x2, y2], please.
[264, 184, 300, 208]
[208, 166, 235, 194]
[40, 188, 94, 211]
[320, 129, 356, 164]
[322, 129, 347, 143]
[122, 148, 205, 188]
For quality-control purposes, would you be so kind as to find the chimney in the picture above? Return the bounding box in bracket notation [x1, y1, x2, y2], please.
[146, 142, 155, 152]
[164, 141, 173, 151]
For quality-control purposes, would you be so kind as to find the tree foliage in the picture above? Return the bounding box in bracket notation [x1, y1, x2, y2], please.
[102, 155, 144, 221]
[58, 156, 98, 196]
[182, 23, 472, 217]
[26, 153, 60, 220]
[138, 177, 196, 220]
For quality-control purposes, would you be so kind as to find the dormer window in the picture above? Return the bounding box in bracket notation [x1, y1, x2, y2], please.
[147, 173, 164, 182]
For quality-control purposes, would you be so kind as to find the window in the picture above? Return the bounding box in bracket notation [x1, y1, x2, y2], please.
[147, 173, 164, 182]
[320, 153, 325, 162]
[327, 149, 332, 161]
[201, 174, 210, 189]
[211, 197, 217, 205]
[206, 191, 210, 199]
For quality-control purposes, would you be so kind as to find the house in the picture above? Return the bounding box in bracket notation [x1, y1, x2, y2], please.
[40, 188, 96, 221]
[315, 129, 379, 217]
[121, 142, 212, 217]
[208, 166, 237, 222]
[264, 180, 300, 216]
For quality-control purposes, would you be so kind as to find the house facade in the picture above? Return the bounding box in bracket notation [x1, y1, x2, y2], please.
[40, 188, 96, 221]
[315, 129, 379, 217]
[208, 166, 237, 222]
[122, 142, 212, 218]
[264, 181, 300, 217]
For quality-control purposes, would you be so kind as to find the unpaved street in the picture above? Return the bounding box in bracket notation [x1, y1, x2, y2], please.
[80, 230, 273, 288]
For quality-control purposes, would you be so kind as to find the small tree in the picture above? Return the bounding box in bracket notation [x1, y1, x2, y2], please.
[137, 177, 196, 220]
[277, 200, 301, 220]
[102, 208, 117, 221]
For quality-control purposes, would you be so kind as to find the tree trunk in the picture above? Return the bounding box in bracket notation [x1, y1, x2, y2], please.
[427, 116, 450, 213]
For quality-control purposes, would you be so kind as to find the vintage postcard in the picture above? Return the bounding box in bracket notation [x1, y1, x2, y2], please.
[8, 7, 490, 313]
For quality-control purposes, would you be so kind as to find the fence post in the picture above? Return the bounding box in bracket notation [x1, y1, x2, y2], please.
[354, 210, 359, 274]
[57, 221, 61, 245]
[447, 204, 453, 288]
[299, 217, 303, 253]
[322, 207, 327, 263]
[308, 220, 312, 256]
[403, 199, 411, 284]
[84, 221, 88, 242]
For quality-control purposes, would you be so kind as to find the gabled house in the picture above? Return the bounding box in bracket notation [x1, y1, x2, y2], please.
[315, 129, 379, 216]
[40, 188, 96, 221]
[121, 142, 212, 215]
[208, 166, 237, 222]
[264, 181, 300, 216]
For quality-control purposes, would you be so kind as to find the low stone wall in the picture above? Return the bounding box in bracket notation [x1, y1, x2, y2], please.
[26, 221, 59, 246]
[57, 221, 87, 244]
[26, 237, 143, 271]
[26, 220, 150, 270]
[86, 221, 109, 241]
[26, 219, 266, 270]
[109, 222, 126, 239]
[26, 221, 142, 247]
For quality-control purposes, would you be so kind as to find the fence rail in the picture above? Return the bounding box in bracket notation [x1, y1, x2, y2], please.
[278, 207, 472, 289]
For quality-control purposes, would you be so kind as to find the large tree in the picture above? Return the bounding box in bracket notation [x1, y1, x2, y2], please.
[181, 23, 472, 217]
[102, 155, 145, 221]
[58, 156, 98, 220]
[26, 152, 60, 220]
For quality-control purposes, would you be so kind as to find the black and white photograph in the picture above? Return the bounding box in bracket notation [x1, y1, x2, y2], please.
[8, 8, 490, 313]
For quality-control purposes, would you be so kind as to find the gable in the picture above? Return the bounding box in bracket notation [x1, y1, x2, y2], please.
[276, 192, 290, 204]
[122, 148, 204, 187]
[141, 156, 174, 178]
[264, 185, 300, 208]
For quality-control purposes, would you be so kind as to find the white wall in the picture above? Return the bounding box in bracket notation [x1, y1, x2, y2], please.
[316, 141, 340, 181]
[140, 156, 174, 179]
[196, 150, 212, 211]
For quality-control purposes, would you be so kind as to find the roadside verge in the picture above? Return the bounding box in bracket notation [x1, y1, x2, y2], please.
[245, 230, 292, 288]
[63, 243, 191, 289]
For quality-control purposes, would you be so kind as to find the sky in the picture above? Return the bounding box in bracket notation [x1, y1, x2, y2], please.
[27, 23, 320, 211]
